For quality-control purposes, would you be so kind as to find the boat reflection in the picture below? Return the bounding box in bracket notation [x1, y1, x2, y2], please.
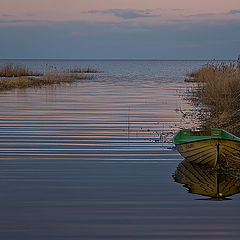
[173, 159, 240, 200]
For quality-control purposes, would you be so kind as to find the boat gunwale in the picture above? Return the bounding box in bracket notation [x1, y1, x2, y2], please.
[174, 137, 240, 145]
[174, 129, 240, 145]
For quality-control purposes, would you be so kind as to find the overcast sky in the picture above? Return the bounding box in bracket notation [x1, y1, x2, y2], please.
[1, 0, 240, 59]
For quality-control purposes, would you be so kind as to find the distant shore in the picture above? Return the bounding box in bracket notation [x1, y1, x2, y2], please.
[186, 61, 240, 137]
[0, 63, 98, 91]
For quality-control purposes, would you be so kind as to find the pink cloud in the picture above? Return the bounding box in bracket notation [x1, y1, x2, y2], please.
[0, 0, 240, 27]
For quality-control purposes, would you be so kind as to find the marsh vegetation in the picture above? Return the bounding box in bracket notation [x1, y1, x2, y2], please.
[0, 63, 98, 91]
[187, 61, 240, 136]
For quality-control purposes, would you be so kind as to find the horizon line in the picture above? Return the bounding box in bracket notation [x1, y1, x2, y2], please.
[0, 58, 237, 61]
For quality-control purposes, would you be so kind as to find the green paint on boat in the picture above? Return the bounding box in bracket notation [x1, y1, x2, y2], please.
[174, 128, 240, 144]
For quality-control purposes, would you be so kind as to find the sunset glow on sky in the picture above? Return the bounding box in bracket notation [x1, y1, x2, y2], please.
[0, 0, 240, 59]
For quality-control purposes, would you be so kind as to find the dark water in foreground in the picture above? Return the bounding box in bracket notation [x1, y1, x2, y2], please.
[0, 60, 240, 239]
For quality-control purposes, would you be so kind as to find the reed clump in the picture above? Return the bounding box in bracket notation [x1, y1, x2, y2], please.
[0, 77, 57, 90]
[0, 64, 97, 91]
[69, 67, 100, 73]
[0, 63, 40, 77]
[188, 62, 240, 136]
[0, 74, 74, 90]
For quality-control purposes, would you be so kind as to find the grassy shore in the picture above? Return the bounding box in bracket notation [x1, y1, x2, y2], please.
[0, 64, 98, 91]
[187, 61, 240, 136]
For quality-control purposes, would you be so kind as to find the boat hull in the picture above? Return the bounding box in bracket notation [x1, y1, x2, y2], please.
[176, 139, 240, 167]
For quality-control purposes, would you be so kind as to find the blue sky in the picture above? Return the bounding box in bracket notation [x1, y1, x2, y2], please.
[1, 0, 240, 59]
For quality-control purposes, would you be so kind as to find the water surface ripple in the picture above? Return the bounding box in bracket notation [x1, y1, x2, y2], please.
[0, 60, 239, 240]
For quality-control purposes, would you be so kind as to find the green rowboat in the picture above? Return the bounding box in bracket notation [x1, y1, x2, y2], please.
[174, 128, 240, 167]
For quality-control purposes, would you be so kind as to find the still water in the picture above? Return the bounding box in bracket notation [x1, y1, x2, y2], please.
[0, 60, 239, 239]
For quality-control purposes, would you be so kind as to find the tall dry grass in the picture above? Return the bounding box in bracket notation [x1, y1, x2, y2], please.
[188, 62, 240, 136]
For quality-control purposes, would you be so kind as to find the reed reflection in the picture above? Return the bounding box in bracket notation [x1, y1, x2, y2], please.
[173, 159, 240, 200]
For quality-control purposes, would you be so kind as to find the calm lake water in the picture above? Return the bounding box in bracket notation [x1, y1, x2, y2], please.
[0, 60, 240, 240]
